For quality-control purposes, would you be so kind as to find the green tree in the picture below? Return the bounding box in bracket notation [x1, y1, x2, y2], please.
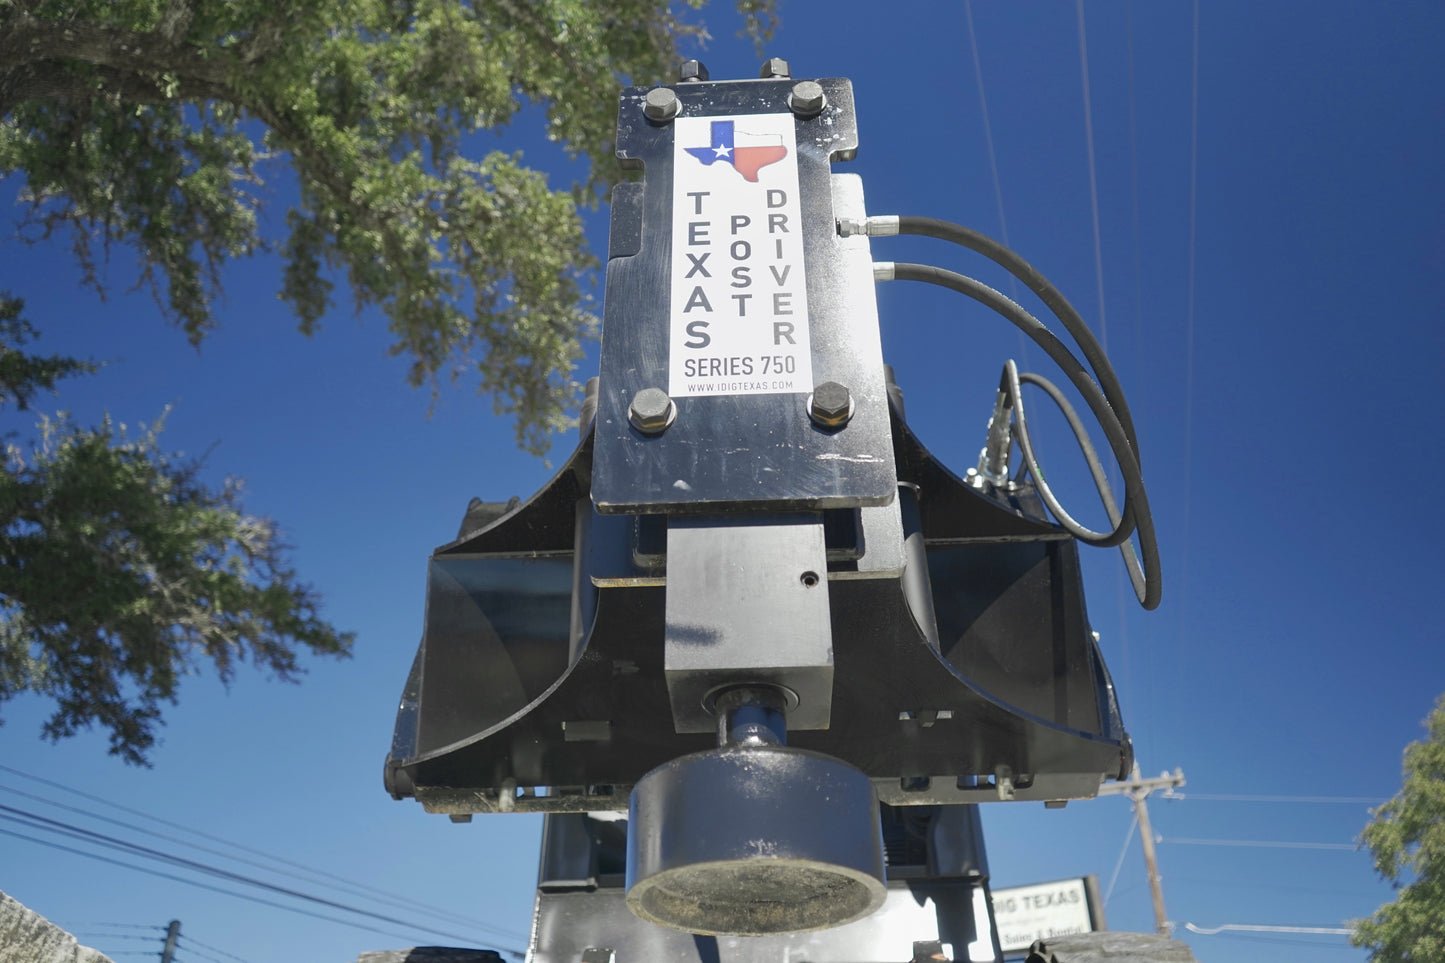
[1, 294, 354, 765]
[0, 0, 776, 762]
[1, 0, 775, 450]
[1353, 694, 1445, 961]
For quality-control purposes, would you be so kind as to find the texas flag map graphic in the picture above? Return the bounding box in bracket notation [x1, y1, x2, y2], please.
[683, 120, 788, 183]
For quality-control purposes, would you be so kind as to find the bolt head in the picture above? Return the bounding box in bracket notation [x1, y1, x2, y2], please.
[643, 87, 680, 122]
[809, 381, 853, 428]
[789, 80, 826, 116]
[759, 57, 791, 79]
[630, 387, 676, 434]
[677, 59, 710, 83]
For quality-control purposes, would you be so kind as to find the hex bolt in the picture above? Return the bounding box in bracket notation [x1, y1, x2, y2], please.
[643, 87, 680, 122]
[759, 57, 791, 79]
[677, 59, 710, 83]
[629, 387, 677, 434]
[789, 80, 826, 117]
[808, 381, 853, 429]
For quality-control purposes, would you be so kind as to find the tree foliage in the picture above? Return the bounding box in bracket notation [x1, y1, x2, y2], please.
[1353, 695, 1445, 961]
[0, 299, 354, 765]
[0, 293, 97, 409]
[0, 0, 776, 451]
[0, 1, 776, 761]
[0, 412, 356, 766]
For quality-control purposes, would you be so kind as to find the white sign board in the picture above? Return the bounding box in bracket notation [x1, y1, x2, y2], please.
[991, 877, 1099, 953]
[668, 113, 812, 398]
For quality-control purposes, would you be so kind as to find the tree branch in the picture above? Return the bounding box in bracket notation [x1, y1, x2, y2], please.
[0, 60, 233, 118]
[0, 7, 231, 117]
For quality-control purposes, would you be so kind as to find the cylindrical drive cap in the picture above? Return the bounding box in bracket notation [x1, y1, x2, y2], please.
[625, 745, 886, 935]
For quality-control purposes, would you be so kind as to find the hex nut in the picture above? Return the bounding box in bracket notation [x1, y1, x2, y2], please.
[678, 59, 710, 83]
[789, 80, 826, 117]
[760, 57, 791, 79]
[809, 381, 853, 429]
[643, 87, 680, 122]
[630, 387, 677, 434]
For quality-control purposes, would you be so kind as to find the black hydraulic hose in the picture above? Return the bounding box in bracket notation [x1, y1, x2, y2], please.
[1011, 364, 1153, 607]
[892, 216, 1142, 465]
[888, 262, 1162, 609]
[889, 261, 1140, 543]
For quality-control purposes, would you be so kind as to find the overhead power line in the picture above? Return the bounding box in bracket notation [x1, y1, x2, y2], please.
[175, 937, 248, 963]
[1074, 0, 1108, 352]
[179, 949, 236, 963]
[178, 933, 252, 963]
[0, 765, 524, 943]
[1103, 812, 1138, 905]
[1185, 922, 1356, 936]
[0, 780, 515, 941]
[0, 802, 497, 945]
[1176, 0, 1200, 725]
[1162, 836, 1357, 851]
[962, 0, 1029, 367]
[0, 812, 525, 959]
[0, 825, 517, 955]
[1170, 874, 1384, 899]
[1163, 792, 1383, 804]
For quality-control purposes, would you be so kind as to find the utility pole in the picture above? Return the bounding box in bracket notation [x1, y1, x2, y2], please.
[1097, 765, 1185, 936]
[160, 920, 180, 963]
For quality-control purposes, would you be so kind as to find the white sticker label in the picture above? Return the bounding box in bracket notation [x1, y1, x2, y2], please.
[668, 113, 812, 398]
[990, 878, 1095, 952]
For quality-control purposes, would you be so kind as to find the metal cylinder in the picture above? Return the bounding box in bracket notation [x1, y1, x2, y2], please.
[625, 745, 887, 936]
[714, 685, 788, 748]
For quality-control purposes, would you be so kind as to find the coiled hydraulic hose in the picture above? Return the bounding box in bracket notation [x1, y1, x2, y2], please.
[859, 216, 1161, 610]
[1009, 363, 1150, 607]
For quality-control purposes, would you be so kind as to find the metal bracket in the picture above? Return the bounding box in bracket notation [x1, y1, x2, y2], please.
[592, 77, 897, 513]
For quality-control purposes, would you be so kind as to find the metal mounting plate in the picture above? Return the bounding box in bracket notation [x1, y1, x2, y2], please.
[592, 78, 897, 513]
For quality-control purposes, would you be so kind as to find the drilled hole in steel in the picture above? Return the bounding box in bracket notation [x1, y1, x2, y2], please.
[800, 571, 820, 588]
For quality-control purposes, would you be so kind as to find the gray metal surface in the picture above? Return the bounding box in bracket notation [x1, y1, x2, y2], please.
[625, 746, 886, 935]
[664, 515, 833, 733]
[592, 77, 897, 513]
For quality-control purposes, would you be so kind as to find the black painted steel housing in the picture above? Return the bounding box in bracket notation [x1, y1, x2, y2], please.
[383, 404, 1132, 815]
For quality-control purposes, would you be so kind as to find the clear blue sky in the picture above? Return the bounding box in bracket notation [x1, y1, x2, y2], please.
[2, 2, 1442, 962]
